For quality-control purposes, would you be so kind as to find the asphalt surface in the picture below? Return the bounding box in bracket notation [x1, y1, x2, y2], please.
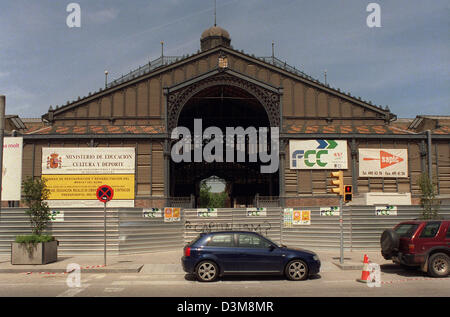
[0, 262, 448, 297]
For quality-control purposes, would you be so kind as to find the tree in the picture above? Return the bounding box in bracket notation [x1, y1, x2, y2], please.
[22, 177, 51, 236]
[198, 180, 227, 208]
[417, 173, 440, 220]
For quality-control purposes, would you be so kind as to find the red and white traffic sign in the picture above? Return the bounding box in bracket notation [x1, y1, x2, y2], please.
[96, 185, 114, 203]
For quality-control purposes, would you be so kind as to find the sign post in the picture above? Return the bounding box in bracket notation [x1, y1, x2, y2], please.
[96, 185, 114, 266]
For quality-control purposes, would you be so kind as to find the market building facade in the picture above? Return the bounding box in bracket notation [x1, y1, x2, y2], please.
[11, 25, 450, 209]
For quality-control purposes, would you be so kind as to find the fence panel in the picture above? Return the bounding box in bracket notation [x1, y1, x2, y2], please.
[349, 205, 450, 250]
[119, 208, 184, 254]
[0, 208, 120, 255]
[281, 207, 352, 250]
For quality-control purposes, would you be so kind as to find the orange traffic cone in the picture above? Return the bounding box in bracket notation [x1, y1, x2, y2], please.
[357, 254, 370, 283]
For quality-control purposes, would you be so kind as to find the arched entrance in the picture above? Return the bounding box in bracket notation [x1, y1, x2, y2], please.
[166, 71, 281, 207]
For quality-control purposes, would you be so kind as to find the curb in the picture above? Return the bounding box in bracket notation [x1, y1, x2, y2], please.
[0, 264, 144, 274]
[332, 262, 363, 270]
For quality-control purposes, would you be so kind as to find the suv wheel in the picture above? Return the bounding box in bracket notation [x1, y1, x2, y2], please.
[285, 260, 309, 281]
[195, 261, 219, 282]
[428, 253, 449, 277]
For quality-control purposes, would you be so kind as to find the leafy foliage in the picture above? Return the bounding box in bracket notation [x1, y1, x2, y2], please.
[417, 173, 440, 220]
[198, 180, 227, 208]
[22, 177, 51, 236]
[15, 234, 54, 243]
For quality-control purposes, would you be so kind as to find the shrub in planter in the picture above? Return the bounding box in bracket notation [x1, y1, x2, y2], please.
[11, 177, 58, 265]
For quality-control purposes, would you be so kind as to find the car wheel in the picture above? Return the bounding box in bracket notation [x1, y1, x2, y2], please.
[380, 229, 399, 259]
[285, 260, 309, 281]
[428, 253, 449, 277]
[195, 261, 219, 282]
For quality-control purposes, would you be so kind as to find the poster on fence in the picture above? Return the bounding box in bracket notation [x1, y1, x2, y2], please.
[143, 208, 162, 218]
[320, 206, 340, 216]
[50, 210, 64, 222]
[375, 206, 397, 216]
[164, 207, 181, 222]
[283, 208, 293, 228]
[292, 210, 311, 225]
[197, 208, 218, 218]
[246, 208, 267, 217]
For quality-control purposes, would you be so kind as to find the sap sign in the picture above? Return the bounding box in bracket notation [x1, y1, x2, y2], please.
[289, 140, 348, 170]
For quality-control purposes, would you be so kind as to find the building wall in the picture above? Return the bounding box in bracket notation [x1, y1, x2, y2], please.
[284, 139, 450, 204]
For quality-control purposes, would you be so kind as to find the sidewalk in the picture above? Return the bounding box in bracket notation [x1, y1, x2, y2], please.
[0, 249, 388, 274]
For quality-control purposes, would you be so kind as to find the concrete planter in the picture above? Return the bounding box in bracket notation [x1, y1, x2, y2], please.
[11, 240, 58, 265]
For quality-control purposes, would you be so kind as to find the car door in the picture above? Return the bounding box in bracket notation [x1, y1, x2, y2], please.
[236, 233, 283, 273]
[202, 233, 239, 272]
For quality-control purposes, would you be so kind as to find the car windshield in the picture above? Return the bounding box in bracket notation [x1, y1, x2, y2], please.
[394, 224, 419, 238]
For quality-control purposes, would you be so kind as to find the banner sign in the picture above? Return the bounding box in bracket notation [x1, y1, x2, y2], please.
[197, 208, 218, 217]
[359, 149, 408, 178]
[375, 206, 397, 216]
[50, 210, 64, 222]
[2, 137, 23, 201]
[164, 207, 181, 222]
[42, 174, 134, 200]
[42, 147, 135, 175]
[143, 208, 163, 218]
[289, 140, 347, 169]
[42, 147, 135, 207]
[246, 208, 267, 217]
[320, 206, 340, 216]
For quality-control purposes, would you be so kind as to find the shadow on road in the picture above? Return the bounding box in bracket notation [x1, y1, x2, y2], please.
[184, 273, 322, 282]
[380, 263, 428, 278]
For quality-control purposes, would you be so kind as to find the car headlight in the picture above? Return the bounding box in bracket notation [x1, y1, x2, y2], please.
[313, 255, 319, 261]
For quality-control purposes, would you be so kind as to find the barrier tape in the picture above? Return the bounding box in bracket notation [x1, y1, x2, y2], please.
[24, 264, 106, 275]
[381, 277, 449, 284]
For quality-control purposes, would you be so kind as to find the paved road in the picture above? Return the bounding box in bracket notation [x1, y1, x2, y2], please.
[0, 265, 448, 297]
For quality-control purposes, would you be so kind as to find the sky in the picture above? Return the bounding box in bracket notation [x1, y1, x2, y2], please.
[0, 0, 449, 119]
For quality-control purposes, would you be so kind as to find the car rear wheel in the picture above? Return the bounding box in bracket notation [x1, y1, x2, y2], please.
[380, 229, 399, 259]
[195, 261, 219, 282]
[285, 260, 309, 281]
[428, 253, 449, 277]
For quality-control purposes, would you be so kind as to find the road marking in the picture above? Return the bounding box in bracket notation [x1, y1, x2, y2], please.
[104, 287, 124, 293]
[56, 284, 90, 297]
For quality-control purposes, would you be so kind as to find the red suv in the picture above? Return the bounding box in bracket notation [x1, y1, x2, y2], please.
[380, 220, 450, 277]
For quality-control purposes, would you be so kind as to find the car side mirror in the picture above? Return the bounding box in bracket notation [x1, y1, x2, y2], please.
[268, 245, 275, 251]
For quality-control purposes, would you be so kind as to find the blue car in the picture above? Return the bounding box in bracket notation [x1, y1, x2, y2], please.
[182, 231, 320, 282]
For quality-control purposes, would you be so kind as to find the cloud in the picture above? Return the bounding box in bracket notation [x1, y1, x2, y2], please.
[86, 8, 119, 24]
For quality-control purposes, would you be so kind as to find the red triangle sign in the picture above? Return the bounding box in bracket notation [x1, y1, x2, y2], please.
[380, 151, 403, 169]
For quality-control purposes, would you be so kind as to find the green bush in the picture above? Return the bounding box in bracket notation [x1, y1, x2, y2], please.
[15, 235, 54, 244]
